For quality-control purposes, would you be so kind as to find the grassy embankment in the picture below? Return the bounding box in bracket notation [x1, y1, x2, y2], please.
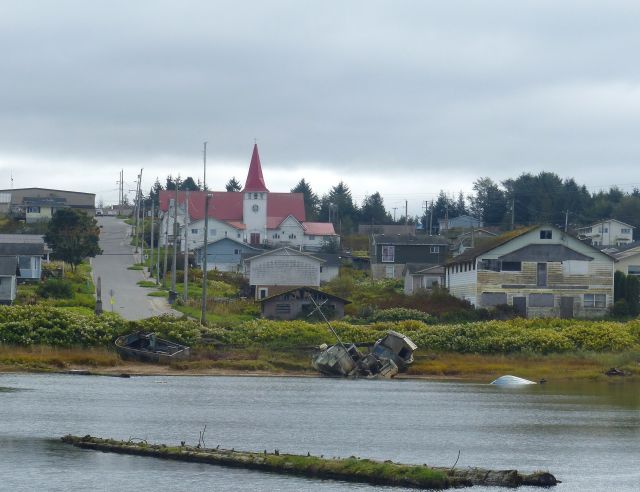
[0, 304, 638, 380]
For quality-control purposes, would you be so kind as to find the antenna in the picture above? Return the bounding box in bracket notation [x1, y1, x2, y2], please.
[10, 170, 13, 189]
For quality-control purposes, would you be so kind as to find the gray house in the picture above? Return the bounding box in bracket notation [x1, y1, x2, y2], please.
[259, 286, 350, 320]
[0, 257, 18, 304]
[370, 234, 449, 280]
[403, 263, 445, 294]
[0, 188, 95, 222]
[192, 237, 261, 272]
[0, 240, 46, 281]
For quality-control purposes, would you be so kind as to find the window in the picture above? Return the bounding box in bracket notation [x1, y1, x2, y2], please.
[563, 260, 588, 275]
[430, 246, 440, 253]
[628, 265, 640, 276]
[273, 233, 280, 239]
[381, 245, 395, 262]
[621, 228, 631, 234]
[191, 228, 198, 234]
[275, 303, 291, 314]
[210, 229, 217, 236]
[309, 235, 315, 240]
[603, 227, 608, 233]
[19, 256, 31, 270]
[501, 261, 521, 272]
[237, 233, 241, 239]
[584, 293, 606, 308]
[27, 206, 40, 213]
[480, 259, 501, 272]
[385, 265, 395, 278]
[320, 266, 323, 273]
[529, 293, 554, 307]
[288, 234, 296, 239]
[234, 249, 240, 255]
[540, 230, 552, 239]
[258, 288, 268, 299]
[253, 193, 258, 199]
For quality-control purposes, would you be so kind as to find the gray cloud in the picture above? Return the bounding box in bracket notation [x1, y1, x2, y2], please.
[1, 0, 640, 211]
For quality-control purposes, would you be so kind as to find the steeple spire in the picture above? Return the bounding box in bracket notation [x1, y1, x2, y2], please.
[243, 143, 269, 192]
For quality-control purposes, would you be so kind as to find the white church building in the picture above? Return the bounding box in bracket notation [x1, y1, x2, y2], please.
[158, 144, 338, 256]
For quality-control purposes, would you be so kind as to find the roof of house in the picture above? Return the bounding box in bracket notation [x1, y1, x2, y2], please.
[243, 144, 269, 192]
[259, 286, 351, 304]
[0, 256, 18, 276]
[612, 243, 640, 261]
[191, 236, 262, 252]
[0, 242, 45, 255]
[404, 263, 445, 275]
[243, 246, 325, 264]
[575, 218, 635, 230]
[312, 253, 341, 267]
[159, 190, 306, 224]
[0, 188, 95, 196]
[373, 234, 449, 246]
[303, 222, 337, 235]
[0, 234, 46, 244]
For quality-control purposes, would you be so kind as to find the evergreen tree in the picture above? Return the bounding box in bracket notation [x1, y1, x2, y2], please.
[470, 177, 507, 226]
[44, 209, 102, 271]
[319, 181, 357, 234]
[291, 178, 319, 220]
[359, 192, 391, 225]
[180, 177, 200, 191]
[225, 177, 242, 192]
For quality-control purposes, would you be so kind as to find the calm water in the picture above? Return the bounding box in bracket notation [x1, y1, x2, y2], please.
[0, 374, 638, 491]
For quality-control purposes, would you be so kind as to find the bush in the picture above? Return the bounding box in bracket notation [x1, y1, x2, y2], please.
[370, 308, 431, 323]
[37, 279, 74, 299]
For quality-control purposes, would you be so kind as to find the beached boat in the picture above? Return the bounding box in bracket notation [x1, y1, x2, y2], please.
[312, 331, 417, 379]
[115, 332, 190, 364]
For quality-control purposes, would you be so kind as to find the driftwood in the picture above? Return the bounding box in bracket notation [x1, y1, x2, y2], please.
[61, 435, 557, 489]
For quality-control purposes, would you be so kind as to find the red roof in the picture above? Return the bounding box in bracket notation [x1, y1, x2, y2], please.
[159, 190, 306, 224]
[243, 144, 269, 192]
[303, 222, 337, 235]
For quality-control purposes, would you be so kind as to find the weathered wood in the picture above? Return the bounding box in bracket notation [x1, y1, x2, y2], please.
[61, 435, 557, 489]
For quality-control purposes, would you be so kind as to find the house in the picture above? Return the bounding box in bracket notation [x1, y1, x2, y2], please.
[191, 237, 261, 272]
[438, 215, 483, 233]
[0, 235, 48, 282]
[369, 234, 449, 280]
[313, 253, 341, 283]
[243, 247, 326, 299]
[259, 286, 350, 320]
[403, 264, 445, 295]
[575, 219, 635, 248]
[451, 229, 498, 257]
[0, 257, 18, 304]
[158, 144, 339, 252]
[0, 188, 95, 222]
[445, 225, 615, 318]
[611, 242, 640, 277]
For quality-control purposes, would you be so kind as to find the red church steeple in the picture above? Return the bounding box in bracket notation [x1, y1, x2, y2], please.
[243, 144, 269, 192]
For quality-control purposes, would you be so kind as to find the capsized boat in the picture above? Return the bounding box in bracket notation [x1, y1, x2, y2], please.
[490, 375, 536, 385]
[312, 331, 417, 379]
[115, 332, 190, 364]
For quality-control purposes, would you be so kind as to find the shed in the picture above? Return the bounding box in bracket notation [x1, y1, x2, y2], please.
[0, 256, 18, 304]
[259, 286, 351, 320]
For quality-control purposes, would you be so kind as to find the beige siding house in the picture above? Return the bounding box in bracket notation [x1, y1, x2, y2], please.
[445, 225, 614, 318]
[612, 244, 640, 277]
[575, 219, 634, 248]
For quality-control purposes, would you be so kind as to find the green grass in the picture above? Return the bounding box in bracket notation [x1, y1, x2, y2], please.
[127, 265, 144, 271]
[147, 290, 169, 297]
[137, 280, 158, 288]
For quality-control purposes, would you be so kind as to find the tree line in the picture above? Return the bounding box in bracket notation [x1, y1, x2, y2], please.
[144, 171, 640, 238]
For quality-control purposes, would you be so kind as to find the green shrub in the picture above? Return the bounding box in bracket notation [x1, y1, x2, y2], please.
[370, 307, 431, 323]
[37, 279, 74, 299]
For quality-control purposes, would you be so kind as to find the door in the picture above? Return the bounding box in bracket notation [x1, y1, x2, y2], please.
[537, 263, 547, 287]
[560, 297, 574, 319]
[250, 233, 261, 246]
[513, 296, 527, 317]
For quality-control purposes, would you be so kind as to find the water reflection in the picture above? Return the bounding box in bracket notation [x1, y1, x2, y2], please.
[0, 374, 638, 491]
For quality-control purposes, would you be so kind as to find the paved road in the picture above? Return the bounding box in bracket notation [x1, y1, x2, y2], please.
[92, 216, 177, 320]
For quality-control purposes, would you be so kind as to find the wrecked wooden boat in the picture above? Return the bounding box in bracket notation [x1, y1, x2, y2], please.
[312, 331, 417, 379]
[115, 332, 190, 364]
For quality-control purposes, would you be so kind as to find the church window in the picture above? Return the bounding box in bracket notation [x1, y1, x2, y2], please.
[253, 193, 258, 199]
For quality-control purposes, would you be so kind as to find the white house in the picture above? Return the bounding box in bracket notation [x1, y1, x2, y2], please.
[612, 243, 640, 277]
[445, 225, 615, 318]
[243, 247, 326, 300]
[575, 219, 634, 248]
[403, 263, 445, 295]
[0, 257, 18, 304]
[159, 144, 339, 254]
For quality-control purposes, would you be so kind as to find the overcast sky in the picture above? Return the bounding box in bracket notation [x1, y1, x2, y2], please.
[1, 0, 640, 216]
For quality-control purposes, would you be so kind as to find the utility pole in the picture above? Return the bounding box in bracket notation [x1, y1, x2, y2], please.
[201, 141, 209, 325]
[392, 207, 397, 222]
[163, 219, 169, 288]
[564, 210, 569, 233]
[183, 190, 189, 302]
[430, 201, 434, 235]
[140, 196, 145, 263]
[511, 197, 515, 231]
[405, 200, 408, 225]
[150, 199, 155, 279]
[155, 198, 161, 285]
[170, 177, 180, 302]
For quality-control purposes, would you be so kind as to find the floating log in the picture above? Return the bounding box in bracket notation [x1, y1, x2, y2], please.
[61, 435, 557, 489]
